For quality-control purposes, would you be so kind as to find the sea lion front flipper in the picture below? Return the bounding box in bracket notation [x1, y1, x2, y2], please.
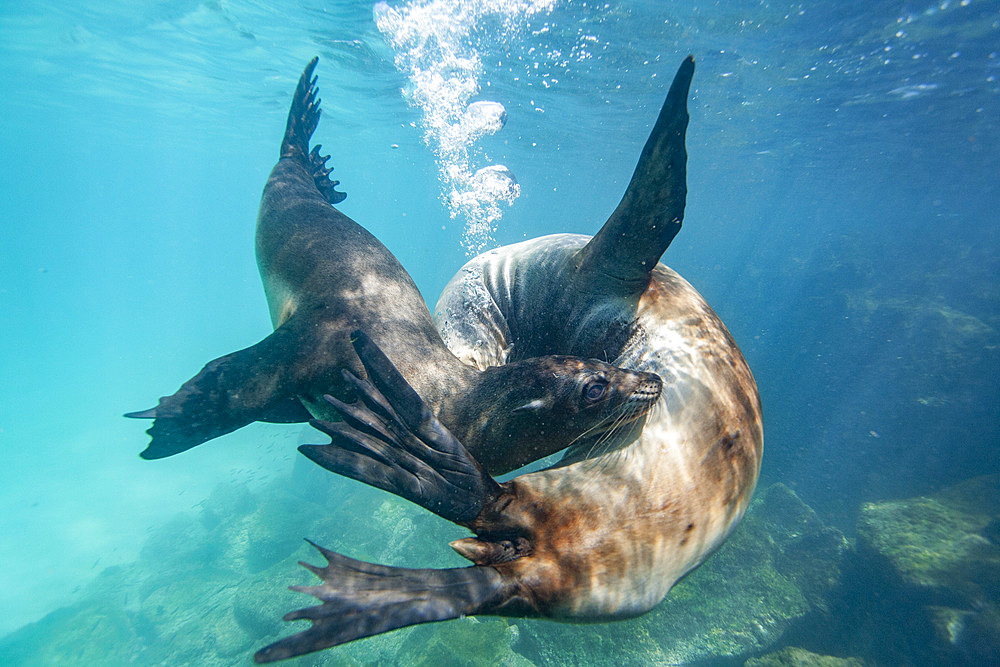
[259, 394, 312, 424]
[254, 542, 508, 663]
[127, 319, 309, 460]
[301, 331, 502, 525]
[575, 55, 694, 293]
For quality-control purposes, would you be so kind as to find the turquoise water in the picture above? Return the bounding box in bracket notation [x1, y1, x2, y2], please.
[1, 0, 997, 664]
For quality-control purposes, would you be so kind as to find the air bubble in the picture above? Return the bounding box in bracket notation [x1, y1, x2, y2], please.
[376, 0, 556, 254]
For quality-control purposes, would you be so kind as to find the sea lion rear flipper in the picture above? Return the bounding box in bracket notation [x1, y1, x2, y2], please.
[281, 56, 346, 205]
[575, 55, 694, 291]
[127, 321, 308, 459]
[254, 541, 508, 663]
[301, 330, 502, 525]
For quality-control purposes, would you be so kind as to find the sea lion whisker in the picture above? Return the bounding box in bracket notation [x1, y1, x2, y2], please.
[573, 400, 642, 466]
[574, 396, 657, 493]
[560, 404, 624, 458]
[581, 392, 636, 459]
[547, 398, 623, 457]
[592, 407, 630, 448]
[586, 407, 639, 467]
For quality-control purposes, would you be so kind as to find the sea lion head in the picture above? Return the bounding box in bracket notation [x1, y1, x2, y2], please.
[450, 356, 662, 474]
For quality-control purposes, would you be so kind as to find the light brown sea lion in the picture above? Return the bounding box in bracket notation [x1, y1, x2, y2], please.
[255, 55, 763, 662]
[125, 58, 659, 475]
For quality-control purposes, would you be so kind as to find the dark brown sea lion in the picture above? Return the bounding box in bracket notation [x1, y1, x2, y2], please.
[255, 55, 763, 662]
[125, 58, 656, 475]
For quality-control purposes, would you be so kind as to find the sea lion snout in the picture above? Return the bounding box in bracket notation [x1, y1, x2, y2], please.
[592, 367, 662, 424]
[621, 370, 663, 402]
[625, 374, 663, 415]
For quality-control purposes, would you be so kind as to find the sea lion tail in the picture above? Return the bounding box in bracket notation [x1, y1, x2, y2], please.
[280, 56, 346, 205]
[301, 331, 502, 525]
[254, 541, 509, 663]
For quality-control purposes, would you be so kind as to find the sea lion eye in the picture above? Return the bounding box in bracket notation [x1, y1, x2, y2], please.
[584, 380, 607, 402]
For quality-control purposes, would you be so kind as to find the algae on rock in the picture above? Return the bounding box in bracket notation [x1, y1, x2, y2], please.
[745, 646, 866, 666]
[857, 474, 1000, 604]
[855, 473, 1000, 663]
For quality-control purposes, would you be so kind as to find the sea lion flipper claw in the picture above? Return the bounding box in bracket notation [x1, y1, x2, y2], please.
[301, 331, 501, 525]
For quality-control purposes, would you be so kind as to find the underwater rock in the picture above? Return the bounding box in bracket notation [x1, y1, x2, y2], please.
[755, 229, 1000, 527]
[927, 603, 1000, 664]
[0, 598, 141, 665]
[140, 571, 256, 661]
[217, 495, 307, 574]
[0, 480, 846, 665]
[0, 472, 480, 665]
[513, 483, 849, 665]
[855, 474, 1000, 662]
[857, 474, 1000, 605]
[398, 617, 533, 667]
[745, 646, 866, 666]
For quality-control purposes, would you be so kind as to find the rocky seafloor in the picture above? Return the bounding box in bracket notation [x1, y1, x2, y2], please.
[1, 454, 996, 666]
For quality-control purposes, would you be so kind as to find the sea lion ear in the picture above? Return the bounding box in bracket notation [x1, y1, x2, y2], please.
[513, 398, 550, 413]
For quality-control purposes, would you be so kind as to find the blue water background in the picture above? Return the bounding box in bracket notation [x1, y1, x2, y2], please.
[1, 0, 997, 647]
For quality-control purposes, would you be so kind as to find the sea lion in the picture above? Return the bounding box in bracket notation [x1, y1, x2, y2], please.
[125, 58, 658, 475]
[255, 55, 763, 662]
